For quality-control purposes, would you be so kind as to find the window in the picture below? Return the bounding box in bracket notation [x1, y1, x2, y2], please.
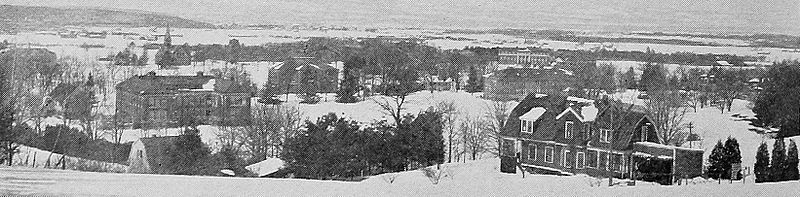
[545, 146, 554, 163]
[583, 124, 591, 140]
[612, 154, 623, 172]
[526, 143, 537, 161]
[562, 149, 572, 168]
[521, 120, 529, 133]
[528, 121, 534, 133]
[576, 152, 585, 169]
[565, 121, 574, 139]
[587, 150, 597, 168]
[641, 125, 649, 142]
[137, 150, 143, 158]
[600, 129, 612, 143]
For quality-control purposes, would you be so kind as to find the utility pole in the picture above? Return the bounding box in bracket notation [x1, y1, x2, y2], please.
[688, 122, 694, 148]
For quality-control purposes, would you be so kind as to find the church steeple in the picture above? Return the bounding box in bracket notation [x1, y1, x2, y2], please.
[164, 25, 172, 47]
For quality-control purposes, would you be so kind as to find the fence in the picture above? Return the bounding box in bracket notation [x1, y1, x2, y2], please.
[11, 145, 129, 173]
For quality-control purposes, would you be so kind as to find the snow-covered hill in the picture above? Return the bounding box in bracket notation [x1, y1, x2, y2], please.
[2, 158, 798, 196]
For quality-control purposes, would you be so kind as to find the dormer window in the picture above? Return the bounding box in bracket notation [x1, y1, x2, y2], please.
[600, 129, 612, 143]
[521, 120, 529, 133]
[565, 121, 574, 139]
[641, 123, 650, 142]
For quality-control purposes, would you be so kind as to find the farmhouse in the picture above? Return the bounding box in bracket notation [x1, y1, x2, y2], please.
[115, 71, 251, 129]
[499, 93, 703, 184]
[128, 136, 178, 174]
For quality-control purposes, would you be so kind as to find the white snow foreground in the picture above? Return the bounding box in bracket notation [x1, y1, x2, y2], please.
[3, 158, 800, 196]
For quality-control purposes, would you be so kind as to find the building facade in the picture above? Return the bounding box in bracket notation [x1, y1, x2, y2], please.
[116, 72, 251, 129]
[499, 93, 703, 184]
[267, 57, 339, 94]
[483, 67, 576, 101]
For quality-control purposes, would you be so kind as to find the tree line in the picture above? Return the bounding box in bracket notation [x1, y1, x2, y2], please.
[755, 138, 799, 183]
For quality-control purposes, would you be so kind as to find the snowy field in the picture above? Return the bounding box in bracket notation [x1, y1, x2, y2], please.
[2, 158, 797, 197]
[3, 26, 799, 64]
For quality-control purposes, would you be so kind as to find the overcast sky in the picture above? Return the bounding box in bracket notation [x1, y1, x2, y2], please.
[6, 0, 800, 35]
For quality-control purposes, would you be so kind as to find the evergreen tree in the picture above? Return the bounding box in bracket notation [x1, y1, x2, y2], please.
[788, 139, 800, 180]
[754, 142, 771, 183]
[336, 56, 363, 103]
[130, 53, 138, 66]
[622, 66, 637, 89]
[466, 65, 482, 93]
[707, 140, 726, 179]
[297, 67, 320, 104]
[0, 66, 17, 165]
[258, 83, 282, 105]
[138, 49, 149, 66]
[753, 62, 800, 137]
[723, 136, 742, 179]
[639, 63, 668, 91]
[167, 128, 210, 175]
[771, 138, 787, 181]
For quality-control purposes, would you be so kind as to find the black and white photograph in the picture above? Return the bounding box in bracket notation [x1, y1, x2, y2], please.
[1, 0, 799, 196]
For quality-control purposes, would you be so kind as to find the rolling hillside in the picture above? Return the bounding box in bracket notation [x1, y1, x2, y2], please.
[0, 5, 214, 30]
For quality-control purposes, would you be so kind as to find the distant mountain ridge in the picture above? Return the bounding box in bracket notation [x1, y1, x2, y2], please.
[0, 5, 215, 30]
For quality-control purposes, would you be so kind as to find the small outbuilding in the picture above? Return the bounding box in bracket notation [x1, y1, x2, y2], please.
[127, 136, 178, 174]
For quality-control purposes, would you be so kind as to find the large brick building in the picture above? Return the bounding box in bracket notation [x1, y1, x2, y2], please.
[499, 93, 703, 185]
[115, 72, 251, 128]
[267, 57, 339, 94]
[484, 49, 585, 101]
[483, 67, 576, 101]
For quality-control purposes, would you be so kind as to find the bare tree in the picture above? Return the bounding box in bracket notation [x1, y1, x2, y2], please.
[644, 90, 690, 146]
[460, 113, 490, 160]
[484, 100, 513, 156]
[240, 104, 304, 161]
[435, 101, 459, 163]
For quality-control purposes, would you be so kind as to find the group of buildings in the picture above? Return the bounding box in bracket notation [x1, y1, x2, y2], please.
[488, 49, 705, 185]
[112, 46, 703, 183]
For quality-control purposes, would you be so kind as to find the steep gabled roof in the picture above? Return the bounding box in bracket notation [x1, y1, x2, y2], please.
[503, 93, 653, 150]
[49, 83, 78, 103]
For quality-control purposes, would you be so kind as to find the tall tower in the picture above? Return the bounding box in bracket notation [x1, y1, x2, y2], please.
[164, 25, 172, 47]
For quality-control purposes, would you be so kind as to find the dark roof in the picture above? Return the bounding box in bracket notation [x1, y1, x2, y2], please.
[502, 93, 651, 150]
[140, 136, 179, 174]
[116, 74, 249, 95]
[49, 83, 78, 103]
[596, 101, 650, 150]
[501, 93, 568, 137]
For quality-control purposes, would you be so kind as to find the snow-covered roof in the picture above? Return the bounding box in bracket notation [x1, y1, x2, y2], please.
[555, 107, 584, 122]
[748, 78, 761, 83]
[519, 107, 547, 121]
[535, 94, 548, 98]
[246, 157, 285, 177]
[559, 69, 573, 76]
[581, 105, 599, 122]
[272, 62, 285, 70]
[634, 142, 703, 152]
[716, 61, 731, 66]
[202, 79, 216, 90]
[567, 96, 594, 103]
[295, 64, 321, 70]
